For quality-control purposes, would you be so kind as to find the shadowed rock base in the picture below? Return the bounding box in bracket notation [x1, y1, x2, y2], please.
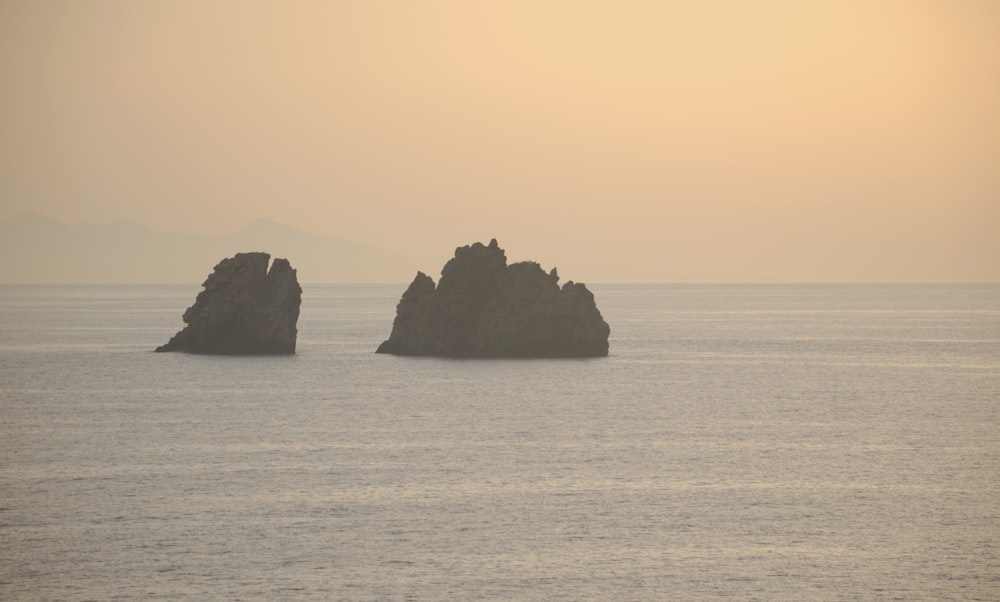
[377, 239, 610, 358]
[156, 252, 301, 354]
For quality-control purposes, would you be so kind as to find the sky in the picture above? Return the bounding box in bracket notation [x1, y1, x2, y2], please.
[1, 0, 998, 282]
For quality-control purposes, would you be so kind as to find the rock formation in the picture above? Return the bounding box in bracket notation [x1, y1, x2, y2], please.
[376, 239, 610, 357]
[156, 252, 301, 354]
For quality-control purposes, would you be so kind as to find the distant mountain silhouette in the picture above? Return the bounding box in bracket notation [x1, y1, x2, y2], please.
[0, 213, 418, 283]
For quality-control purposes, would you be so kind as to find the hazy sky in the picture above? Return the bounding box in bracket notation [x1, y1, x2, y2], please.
[1, 0, 997, 282]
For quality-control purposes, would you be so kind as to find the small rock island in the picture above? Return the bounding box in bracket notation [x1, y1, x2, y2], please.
[376, 239, 610, 357]
[156, 252, 301, 354]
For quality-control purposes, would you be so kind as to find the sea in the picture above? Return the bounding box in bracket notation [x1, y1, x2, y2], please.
[1, 283, 998, 601]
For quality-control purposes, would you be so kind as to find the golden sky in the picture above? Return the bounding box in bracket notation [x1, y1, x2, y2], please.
[1, 0, 997, 281]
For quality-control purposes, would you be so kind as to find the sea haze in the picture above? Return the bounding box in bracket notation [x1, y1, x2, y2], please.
[1, 283, 998, 600]
[0, 214, 420, 284]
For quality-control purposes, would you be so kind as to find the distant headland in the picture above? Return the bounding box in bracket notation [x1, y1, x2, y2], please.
[376, 239, 610, 358]
[0, 213, 415, 283]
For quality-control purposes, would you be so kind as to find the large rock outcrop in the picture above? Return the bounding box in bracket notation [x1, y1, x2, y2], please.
[376, 239, 610, 357]
[156, 252, 301, 354]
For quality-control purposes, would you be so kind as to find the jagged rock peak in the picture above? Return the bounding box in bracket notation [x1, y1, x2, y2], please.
[155, 252, 302, 354]
[376, 240, 610, 358]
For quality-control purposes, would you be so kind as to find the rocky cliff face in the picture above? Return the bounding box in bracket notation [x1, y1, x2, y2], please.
[376, 239, 610, 357]
[156, 252, 301, 354]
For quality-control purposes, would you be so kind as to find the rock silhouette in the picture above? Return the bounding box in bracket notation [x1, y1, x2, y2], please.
[377, 239, 610, 357]
[156, 252, 301, 354]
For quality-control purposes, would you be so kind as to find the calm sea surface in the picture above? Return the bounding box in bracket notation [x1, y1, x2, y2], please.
[1, 283, 998, 600]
